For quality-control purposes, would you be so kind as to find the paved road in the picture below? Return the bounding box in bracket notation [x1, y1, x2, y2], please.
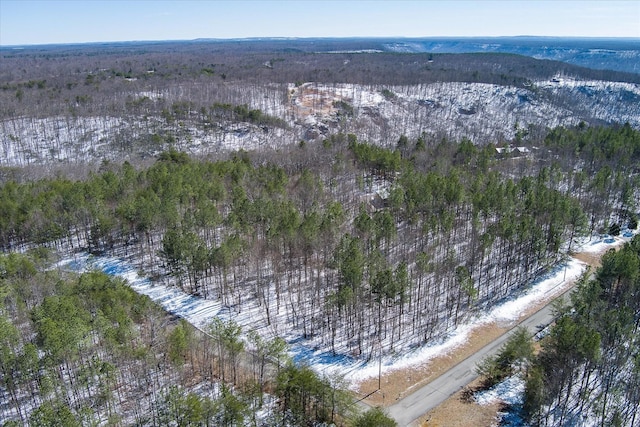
[386, 286, 573, 426]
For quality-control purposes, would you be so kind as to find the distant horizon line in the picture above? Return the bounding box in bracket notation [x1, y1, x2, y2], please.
[2, 35, 640, 49]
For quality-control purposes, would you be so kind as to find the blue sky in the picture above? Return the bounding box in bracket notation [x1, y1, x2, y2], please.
[1, 1, 638, 46]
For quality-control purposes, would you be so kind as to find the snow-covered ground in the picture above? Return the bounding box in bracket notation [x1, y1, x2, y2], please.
[471, 229, 638, 427]
[475, 375, 526, 427]
[0, 114, 298, 167]
[57, 227, 637, 394]
[2, 78, 639, 167]
[333, 256, 588, 385]
[289, 79, 640, 146]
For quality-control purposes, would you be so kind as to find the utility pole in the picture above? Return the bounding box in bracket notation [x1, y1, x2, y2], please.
[378, 334, 382, 390]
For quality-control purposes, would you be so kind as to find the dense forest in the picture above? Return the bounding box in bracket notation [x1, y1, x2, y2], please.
[478, 235, 640, 427]
[2, 41, 639, 172]
[524, 235, 640, 426]
[1, 124, 638, 361]
[2, 39, 640, 425]
[2, 123, 638, 425]
[0, 249, 373, 426]
[4, 40, 639, 88]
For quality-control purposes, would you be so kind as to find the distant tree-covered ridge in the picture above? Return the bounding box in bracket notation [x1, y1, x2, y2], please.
[1, 124, 638, 362]
[2, 41, 639, 169]
[3, 40, 638, 87]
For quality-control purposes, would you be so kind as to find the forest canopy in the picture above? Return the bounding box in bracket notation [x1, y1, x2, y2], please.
[1, 124, 638, 358]
[1, 39, 639, 425]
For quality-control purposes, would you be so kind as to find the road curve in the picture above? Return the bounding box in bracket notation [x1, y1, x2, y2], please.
[386, 287, 572, 426]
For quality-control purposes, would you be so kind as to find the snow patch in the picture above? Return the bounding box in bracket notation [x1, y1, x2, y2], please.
[574, 227, 639, 255]
[480, 259, 584, 324]
[475, 375, 525, 406]
[476, 376, 527, 427]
